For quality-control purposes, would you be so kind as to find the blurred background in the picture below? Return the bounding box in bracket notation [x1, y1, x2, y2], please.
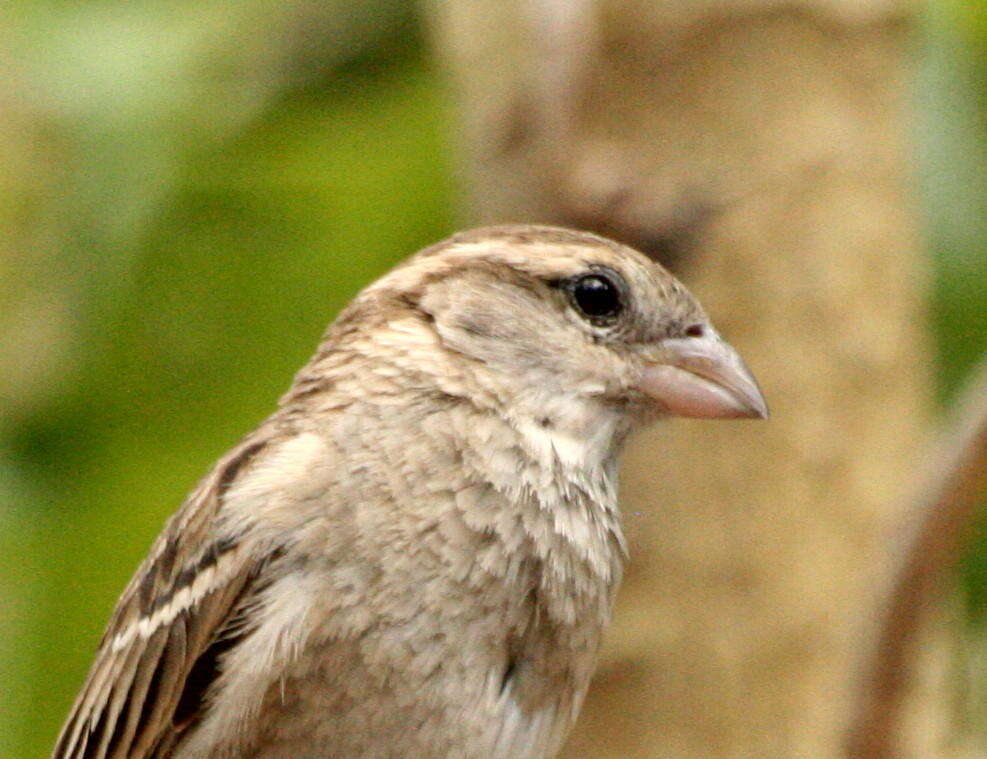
[0, 1, 984, 758]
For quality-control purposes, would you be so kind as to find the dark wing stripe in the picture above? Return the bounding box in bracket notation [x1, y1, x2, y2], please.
[103, 676, 138, 759]
[171, 562, 272, 731]
[64, 635, 136, 759]
[144, 613, 188, 738]
[53, 695, 84, 759]
[78, 699, 107, 759]
[108, 625, 170, 759]
[113, 628, 172, 759]
[114, 628, 173, 759]
[173, 620, 242, 729]
[128, 612, 193, 758]
[103, 628, 166, 759]
[51, 430, 280, 759]
[217, 440, 268, 498]
[96, 626, 152, 759]
[148, 536, 241, 616]
[79, 628, 140, 757]
[105, 660, 146, 759]
[147, 731, 179, 759]
[94, 659, 137, 759]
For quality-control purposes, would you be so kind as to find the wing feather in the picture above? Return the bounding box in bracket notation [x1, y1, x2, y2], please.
[107, 623, 167, 759]
[99, 627, 165, 759]
[52, 430, 281, 759]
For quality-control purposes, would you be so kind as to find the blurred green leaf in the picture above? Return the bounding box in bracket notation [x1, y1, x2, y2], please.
[0, 13, 452, 754]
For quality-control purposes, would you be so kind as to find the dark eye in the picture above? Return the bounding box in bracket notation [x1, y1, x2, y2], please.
[569, 272, 623, 323]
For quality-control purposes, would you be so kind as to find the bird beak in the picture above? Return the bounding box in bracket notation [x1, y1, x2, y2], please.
[638, 336, 769, 420]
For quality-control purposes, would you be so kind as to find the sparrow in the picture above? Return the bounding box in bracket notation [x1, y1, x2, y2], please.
[52, 225, 767, 759]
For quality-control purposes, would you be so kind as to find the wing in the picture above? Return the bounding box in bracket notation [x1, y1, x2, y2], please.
[52, 430, 283, 759]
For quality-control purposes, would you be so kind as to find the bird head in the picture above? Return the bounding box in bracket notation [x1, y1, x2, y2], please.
[329, 225, 766, 442]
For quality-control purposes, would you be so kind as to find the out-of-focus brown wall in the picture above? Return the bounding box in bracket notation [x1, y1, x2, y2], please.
[429, 1, 939, 756]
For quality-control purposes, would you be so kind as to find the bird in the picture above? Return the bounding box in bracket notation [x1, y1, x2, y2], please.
[51, 224, 767, 759]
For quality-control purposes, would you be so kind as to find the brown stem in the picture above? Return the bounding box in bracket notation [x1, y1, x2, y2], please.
[847, 356, 987, 759]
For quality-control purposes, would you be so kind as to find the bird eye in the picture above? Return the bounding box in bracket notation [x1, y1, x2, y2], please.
[568, 272, 623, 324]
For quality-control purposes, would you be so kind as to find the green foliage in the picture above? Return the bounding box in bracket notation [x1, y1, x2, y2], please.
[918, 1, 987, 622]
[921, 0, 987, 401]
[0, 11, 452, 755]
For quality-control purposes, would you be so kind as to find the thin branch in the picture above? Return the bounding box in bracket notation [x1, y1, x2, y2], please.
[846, 355, 987, 759]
